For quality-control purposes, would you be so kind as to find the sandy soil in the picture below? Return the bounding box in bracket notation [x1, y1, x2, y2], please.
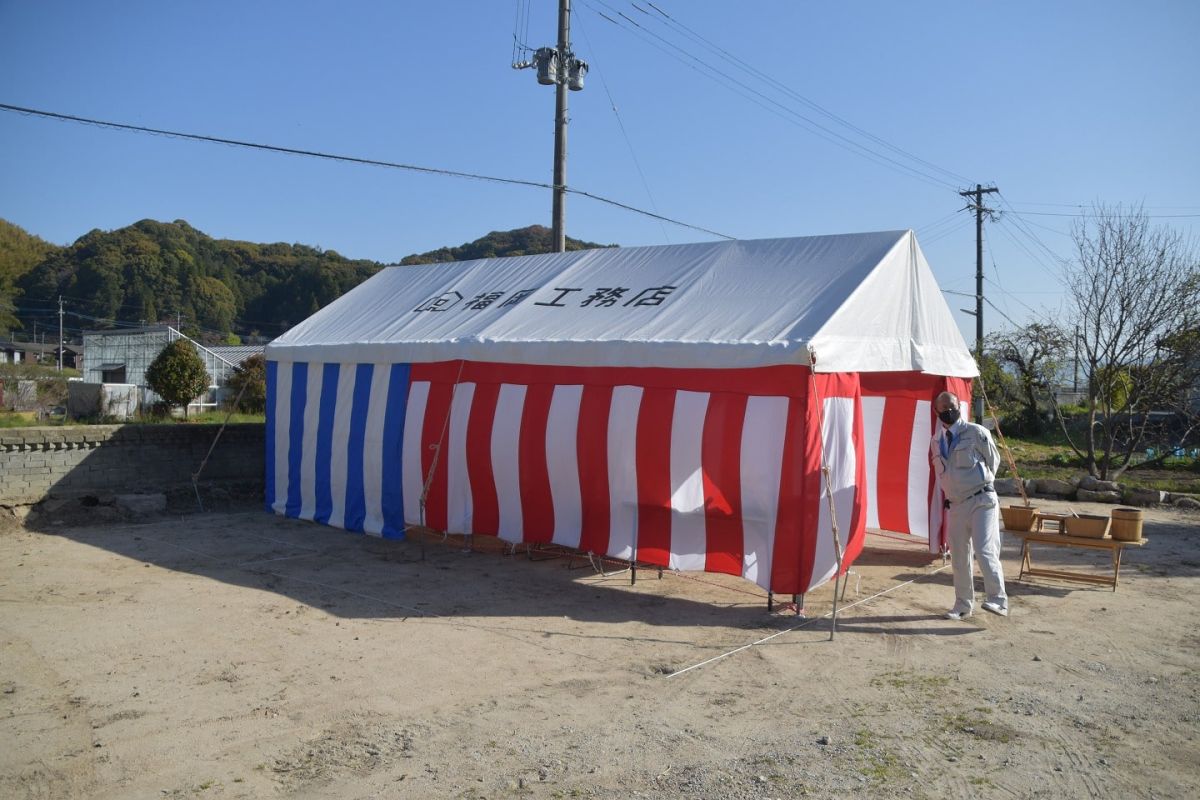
[2, 496, 1198, 799]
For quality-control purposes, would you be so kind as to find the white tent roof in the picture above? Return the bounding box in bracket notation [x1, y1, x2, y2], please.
[266, 230, 978, 377]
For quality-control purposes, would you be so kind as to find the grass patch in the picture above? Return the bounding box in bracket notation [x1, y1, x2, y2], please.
[851, 728, 907, 783]
[179, 411, 265, 424]
[945, 711, 1017, 744]
[870, 670, 951, 698]
[0, 411, 42, 428]
[1000, 434, 1200, 494]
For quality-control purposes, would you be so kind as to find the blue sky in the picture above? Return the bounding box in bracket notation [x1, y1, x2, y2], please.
[2, 1, 1197, 342]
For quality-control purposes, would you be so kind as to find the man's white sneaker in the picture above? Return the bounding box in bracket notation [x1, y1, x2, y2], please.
[981, 601, 1008, 617]
[944, 609, 973, 620]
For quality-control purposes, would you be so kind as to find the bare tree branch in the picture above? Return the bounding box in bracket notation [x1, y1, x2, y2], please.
[1066, 204, 1200, 478]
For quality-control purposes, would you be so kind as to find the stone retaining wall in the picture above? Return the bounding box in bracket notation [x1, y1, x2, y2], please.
[0, 424, 264, 505]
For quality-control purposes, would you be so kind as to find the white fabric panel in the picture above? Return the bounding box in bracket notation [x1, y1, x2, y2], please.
[811, 233, 978, 376]
[327, 365, 358, 529]
[668, 390, 709, 571]
[929, 472, 946, 554]
[266, 232, 976, 377]
[740, 396, 788, 588]
[271, 362, 292, 514]
[492, 384, 527, 543]
[445, 383, 476, 534]
[860, 395, 886, 531]
[298, 363, 323, 520]
[606, 386, 643, 560]
[361, 365, 392, 536]
[907, 400, 932, 539]
[401, 381, 431, 526]
[546, 385, 584, 548]
[813, 397, 857, 590]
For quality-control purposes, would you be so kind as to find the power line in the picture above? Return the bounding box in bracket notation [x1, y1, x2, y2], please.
[1010, 209, 1200, 219]
[1005, 200, 1200, 212]
[983, 295, 1025, 331]
[628, 1, 973, 187]
[983, 226, 1017, 324]
[1007, 213, 1072, 238]
[914, 210, 963, 235]
[573, 7, 672, 243]
[921, 217, 973, 246]
[991, 221, 1061, 281]
[995, 194, 1072, 269]
[983, 275, 1045, 320]
[0, 102, 735, 240]
[582, 2, 960, 192]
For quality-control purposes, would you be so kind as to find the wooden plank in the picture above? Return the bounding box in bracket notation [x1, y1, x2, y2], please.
[1022, 567, 1114, 587]
[1006, 531, 1147, 550]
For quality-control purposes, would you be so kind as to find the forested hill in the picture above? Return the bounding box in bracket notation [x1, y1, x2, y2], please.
[0, 219, 58, 330]
[3, 219, 610, 343]
[400, 224, 612, 264]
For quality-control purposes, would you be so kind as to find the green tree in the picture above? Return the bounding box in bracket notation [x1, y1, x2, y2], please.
[192, 276, 237, 333]
[974, 350, 1019, 423]
[986, 322, 1070, 436]
[0, 219, 59, 331]
[145, 339, 210, 419]
[225, 354, 266, 413]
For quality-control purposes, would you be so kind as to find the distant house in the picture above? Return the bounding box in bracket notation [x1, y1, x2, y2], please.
[0, 341, 81, 369]
[81, 326, 263, 411]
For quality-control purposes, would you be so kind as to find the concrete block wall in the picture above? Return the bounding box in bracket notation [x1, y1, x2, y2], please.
[0, 424, 264, 505]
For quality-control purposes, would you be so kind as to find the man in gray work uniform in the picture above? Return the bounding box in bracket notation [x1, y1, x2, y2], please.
[930, 391, 1008, 619]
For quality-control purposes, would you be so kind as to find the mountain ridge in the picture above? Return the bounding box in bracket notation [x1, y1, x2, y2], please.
[1, 219, 611, 342]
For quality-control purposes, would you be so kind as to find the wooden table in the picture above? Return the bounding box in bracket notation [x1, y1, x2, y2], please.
[1006, 529, 1147, 591]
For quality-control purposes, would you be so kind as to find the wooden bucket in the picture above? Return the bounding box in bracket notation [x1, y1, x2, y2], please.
[1065, 514, 1111, 539]
[1000, 505, 1039, 532]
[1111, 507, 1144, 542]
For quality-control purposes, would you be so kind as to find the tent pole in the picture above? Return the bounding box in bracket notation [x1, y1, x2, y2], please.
[830, 571, 841, 640]
[807, 351, 846, 641]
[415, 360, 466, 561]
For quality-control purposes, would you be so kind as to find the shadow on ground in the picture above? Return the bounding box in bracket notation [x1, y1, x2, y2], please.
[13, 492, 1196, 632]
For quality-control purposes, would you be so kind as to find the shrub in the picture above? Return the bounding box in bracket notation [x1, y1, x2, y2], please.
[225, 354, 266, 413]
[145, 339, 210, 419]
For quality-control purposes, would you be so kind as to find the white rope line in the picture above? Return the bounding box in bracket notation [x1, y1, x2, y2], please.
[235, 552, 324, 567]
[191, 377, 251, 511]
[665, 563, 952, 679]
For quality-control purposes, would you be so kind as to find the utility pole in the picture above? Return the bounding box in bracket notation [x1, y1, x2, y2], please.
[57, 295, 63, 371]
[958, 183, 999, 424]
[551, 0, 570, 252]
[513, 0, 587, 252]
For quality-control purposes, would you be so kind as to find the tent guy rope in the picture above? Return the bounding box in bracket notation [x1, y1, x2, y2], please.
[977, 379, 1030, 506]
[415, 359, 468, 544]
[666, 562, 953, 678]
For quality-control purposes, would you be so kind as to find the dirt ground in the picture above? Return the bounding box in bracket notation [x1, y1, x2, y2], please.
[2, 496, 1198, 800]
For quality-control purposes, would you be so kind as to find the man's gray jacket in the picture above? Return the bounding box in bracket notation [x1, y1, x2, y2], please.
[930, 419, 1000, 504]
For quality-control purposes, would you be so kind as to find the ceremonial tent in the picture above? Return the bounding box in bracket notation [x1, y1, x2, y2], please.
[263, 230, 976, 596]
